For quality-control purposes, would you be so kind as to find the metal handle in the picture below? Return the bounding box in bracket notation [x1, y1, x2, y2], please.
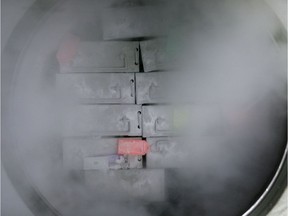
[154, 117, 173, 132]
[109, 84, 122, 99]
[118, 116, 131, 132]
[149, 83, 162, 99]
[88, 116, 130, 136]
[151, 140, 169, 152]
[79, 84, 122, 103]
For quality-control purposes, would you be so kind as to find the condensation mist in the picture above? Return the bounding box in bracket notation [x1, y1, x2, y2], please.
[2, 0, 287, 216]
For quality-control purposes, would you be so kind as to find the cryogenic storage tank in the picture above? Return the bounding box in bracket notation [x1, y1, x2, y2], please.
[2, 0, 287, 216]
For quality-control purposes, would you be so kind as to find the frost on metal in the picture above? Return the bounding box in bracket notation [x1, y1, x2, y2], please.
[57, 73, 135, 104]
[58, 41, 139, 73]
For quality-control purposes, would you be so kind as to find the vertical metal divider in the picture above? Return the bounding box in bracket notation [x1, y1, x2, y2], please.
[134, 72, 137, 104]
[138, 42, 144, 73]
[137, 41, 147, 168]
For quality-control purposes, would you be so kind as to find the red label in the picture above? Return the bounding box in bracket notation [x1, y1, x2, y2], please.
[118, 139, 150, 156]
